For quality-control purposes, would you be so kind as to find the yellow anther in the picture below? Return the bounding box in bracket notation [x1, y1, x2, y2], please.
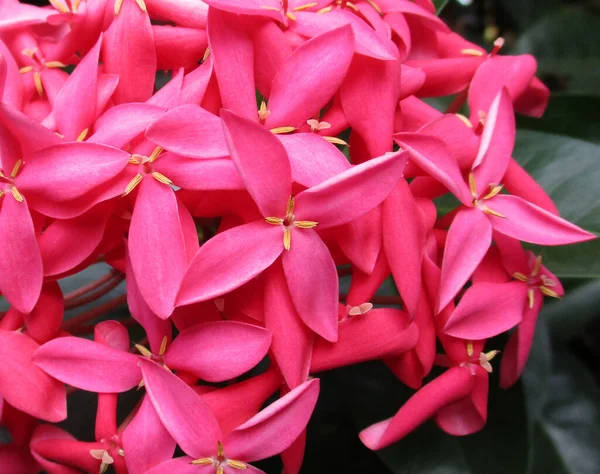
[258, 100, 270, 121]
[117, 449, 124, 457]
[286, 11, 297, 20]
[0, 191, 5, 199]
[482, 184, 503, 200]
[468, 172, 477, 198]
[293, 3, 318, 11]
[49, 0, 69, 13]
[76, 128, 89, 142]
[317, 6, 332, 14]
[227, 460, 248, 469]
[540, 275, 556, 287]
[135, 0, 147, 12]
[73, 0, 81, 11]
[270, 126, 296, 134]
[539, 286, 560, 299]
[482, 206, 506, 218]
[348, 302, 373, 316]
[455, 113, 473, 128]
[159, 336, 168, 356]
[203, 47, 211, 62]
[532, 255, 542, 277]
[190, 458, 213, 465]
[283, 227, 291, 251]
[265, 217, 284, 225]
[18, 66, 33, 74]
[261, 5, 281, 10]
[10, 187, 24, 203]
[151, 171, 173, 185]
[22, 48, 37, 58]
[294, 221, 318, 229]
[135, 344, 152, 358]
[466, 341, 474, 357]
[129, 154, 143, 165]
[148, 146, 163, 163]
[114, 0, 124, 15]
[528, 288, 535, 309]
[137, 379, 146, 390]
[33, 72, 44, 96]
[366, 0, 382, 14]
[45, 61, 67, 69]
[217, 467, 224, 474]
[479, 350, 499, 373]
[513, 272, 528, 282]
[461, 48, 484, 56]
[337, 0, 358, 11]
[323, 136, 348, 146]
[123, 173, 143, 196]
[214, 297, 225, 312]
[0, 170, 5, 179]
[286, 195, 295, 216]
[217, 442, 225, 458]
[11, 159, 23, 179]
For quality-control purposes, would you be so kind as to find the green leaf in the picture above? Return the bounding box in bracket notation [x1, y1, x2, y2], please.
[528, 353, 600, 474]
[501, 0, 561, 31]
[513, 130, 600, 278]
[433, 0, 450, 15]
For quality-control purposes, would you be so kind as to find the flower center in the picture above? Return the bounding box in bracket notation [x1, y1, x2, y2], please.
[265, 196, 318, 251]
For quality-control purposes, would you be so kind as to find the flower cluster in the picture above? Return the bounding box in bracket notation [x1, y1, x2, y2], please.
[0, 0, 595, 473]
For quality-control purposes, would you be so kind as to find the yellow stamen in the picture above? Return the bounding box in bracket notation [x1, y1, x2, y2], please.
[151, 171, 173, 185]
[123, 173, 143, 196]
[461, 48, 484, 56]
[217, 442, 224, 458]
[129, 154, 142, 165]
[33, 72, 43, 96]
[22, 48, 37, 58]
[0, 170, 5, 179]
[532, 255, 542, 277]
[45, 61, 67, 69]
[283, 227, 291, 251]
[528, 288, 535, 309]
[135, 0, 147, 12]
[540, 286, 560, 299]
[55, 132, 65, 139]
[10, 187, 24, 203]
[73, 0, 81, 11]
[485, 350, 500, 361]
[270, 126, 296, 134]
[468, 172, 477, 197]
[366, 0, 382, 14]
[482, 206, 505, 218]
[317, 6, 332, 13]
[117, 449, 124, 457]
[466, 341, 474, 357]
[227, 460, 248, 469]
[114, 0, 124, 15]
[293, 3, 318, 11]
[265, 217, 284, 225]
[203, 47, 211, 62]
[190, 458, 213, 465]
[286, 11, 297, 20]
[482, 184, 503, 200]
[338, 1, 358, 11]
[541, 275, 556, 287]
[323, 136, 348, 146]
[217, 467, 224, 474]
[258, 100, 270, 121]
[137, 379, 145, 390]
[159, 336, 168, 356]
[49, 0, 69, 13]
[261, 5, 280, 10]
[135, 344, 152, 358]
[513, 272, 528, 282]
[455, 113, 473, 128]
[76, 128, 89, 142]
[149, 146, 163, 163]
[18, 66, 33, 74]
[286, 195, 295, 216]
[11, 159, 23, 179]
[294, 221, 318, 229]
[348, 302, 373, 316]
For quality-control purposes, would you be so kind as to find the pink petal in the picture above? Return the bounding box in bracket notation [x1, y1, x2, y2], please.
[221, 109, 292, 216]
[0, 103, 61, 156]
[444, 282, 527, 339]
[23, 281, 63, 344]
[129, 178, 187, 318]
[208, 8, 257, 121]
[177, 221, 283, 306]
[514, 76, 550, 118]
[146, 458, 214, 474]
[394, 132, 471, 204]
[471, 88, 515, 194]
[53, 35, 102, 141]
[102, 1, 156, 103]
[122, 394, 176, 474]
[438, 207, 493, 312]
[294, 151, 407, 228]
[0, 198, 42, 314]
[282, 228, 339, 342]
[359, 366, 474, 449]
[472, 246, 512, 283]
[16, 142, 129, 201]
[147, 68, 184, 109]
[0, 51, 5, 99]
[33, 336, 140, 393]
[264, 263, 314, 389]
[224, 379, 320, 462]
[164, 321, 271, 382]
[140, 359, 222, 458]
[153, 25, 207, 71]
[278, 133, 351, 188]
[145, 0, 208, 28]
[336, 207, 382, 275]
[154, 154, 244, 191]
[0, 330, 66, 422]
[94, 320, 131, 352]
[488, 194, 596, 245]
[340, 54, 400, 157]
[203, 0, 282, 20]
[265, 25, 354, 129]
[500, 290, 544, 388]
[312, 308, 419, 373]
[383, 179, 425, 316]
[503, 158, 559, 215]
[145, 104, 229, 158]
[0, 445, 38, 474]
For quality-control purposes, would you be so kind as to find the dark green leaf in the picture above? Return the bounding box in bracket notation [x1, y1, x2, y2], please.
[514, 130, 600, 278]
[433, 0, 450, 15]
[501, 0, 561, 31]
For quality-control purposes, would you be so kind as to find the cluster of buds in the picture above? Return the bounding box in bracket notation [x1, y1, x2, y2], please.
[0, 0, 595, 473]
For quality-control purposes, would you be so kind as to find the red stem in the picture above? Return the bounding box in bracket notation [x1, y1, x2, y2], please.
[64, 271, 119, 302]
[63, 294, 128, 332]
[65, 274, 125, 310]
